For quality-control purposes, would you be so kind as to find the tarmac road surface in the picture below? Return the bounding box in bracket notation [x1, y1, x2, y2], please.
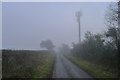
[52, 53, 92, 78]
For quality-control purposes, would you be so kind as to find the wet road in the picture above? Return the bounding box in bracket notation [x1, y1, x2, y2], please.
[52, 54, 92, 78]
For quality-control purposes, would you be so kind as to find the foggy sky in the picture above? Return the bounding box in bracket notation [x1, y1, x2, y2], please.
[0, 2, 2, 49]
[2, 2, 110, 50]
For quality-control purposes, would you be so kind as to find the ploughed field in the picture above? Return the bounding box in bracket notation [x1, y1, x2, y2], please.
[2, 50, 55, 78]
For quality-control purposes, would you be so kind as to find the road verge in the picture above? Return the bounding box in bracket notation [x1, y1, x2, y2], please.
[65, 55, 117, 78]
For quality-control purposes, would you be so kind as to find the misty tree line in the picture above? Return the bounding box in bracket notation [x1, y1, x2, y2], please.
[70, 2, 120, 73]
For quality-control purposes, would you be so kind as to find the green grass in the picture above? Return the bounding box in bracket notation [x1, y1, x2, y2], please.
[65, 55, 117, 78]
[32, 56, 55, 78]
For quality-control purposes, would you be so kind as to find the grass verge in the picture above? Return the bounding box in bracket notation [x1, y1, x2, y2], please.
[65, 55, 117, 78]
[32, 55, 55, 78]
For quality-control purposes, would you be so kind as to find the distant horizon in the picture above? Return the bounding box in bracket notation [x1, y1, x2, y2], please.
[2, 48, 48, 50]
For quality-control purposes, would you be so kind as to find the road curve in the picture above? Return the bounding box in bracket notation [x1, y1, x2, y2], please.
[52, 53, 92, 78]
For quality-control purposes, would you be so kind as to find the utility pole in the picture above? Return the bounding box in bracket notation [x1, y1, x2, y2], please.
[76, 11, 82, 43]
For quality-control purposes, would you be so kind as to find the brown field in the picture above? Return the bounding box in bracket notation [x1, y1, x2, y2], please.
[2, 49, 55, 78]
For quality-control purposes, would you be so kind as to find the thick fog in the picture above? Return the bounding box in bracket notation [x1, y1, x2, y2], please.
[0, 2, 2, 49]
[2, 2, 110, 50]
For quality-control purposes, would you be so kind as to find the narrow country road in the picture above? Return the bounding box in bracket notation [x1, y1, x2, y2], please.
[52, 53, 92, 78]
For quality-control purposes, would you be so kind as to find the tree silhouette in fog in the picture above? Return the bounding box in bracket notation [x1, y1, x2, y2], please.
[58, 44, 70, 54]
[40, 40, 55, 51]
